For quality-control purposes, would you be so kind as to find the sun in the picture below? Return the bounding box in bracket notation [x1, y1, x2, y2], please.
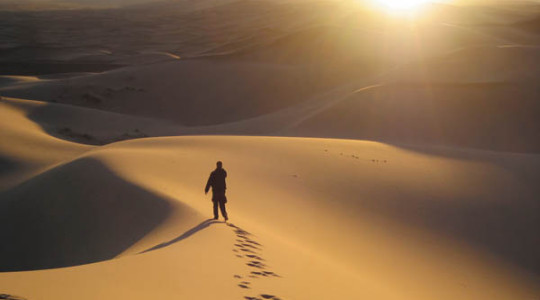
[372, 0, 432, 11]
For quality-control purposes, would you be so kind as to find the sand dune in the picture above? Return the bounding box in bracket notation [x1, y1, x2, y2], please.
[0, 59, 362, 126]
[0, 98, 91, 190]
[424, 2, 539, 25]
[2, 0, 537, 67]
[387, 45, 540, 83]
[1, 98, 539, 300]
[514, 15, 540, 33]
[1, 122, 539, 298]
[282, 82, 540, 152]
[225, 22, 502, 65]
[2, 97, 182, 145]
[0, 75, 40, 87]
[1, 1, 540, 299]
[2, 41, 539, 152]
[0, 157, 176, 271]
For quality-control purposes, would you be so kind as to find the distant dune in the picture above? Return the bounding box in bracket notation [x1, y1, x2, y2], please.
[513, 15, 540, 33]
[283, 82, 540, 152]
[1, 60, 354, 125]
[225, 23, 502, 65]
[2, 41, 539, 151]
[388, 45, 540, 83]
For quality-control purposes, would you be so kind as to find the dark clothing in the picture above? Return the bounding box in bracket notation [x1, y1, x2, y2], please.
[213, 200, 228, 220]
[212, 191, 227, 203]
[205, 168, 227, 198]
[205, 168, 228, 219]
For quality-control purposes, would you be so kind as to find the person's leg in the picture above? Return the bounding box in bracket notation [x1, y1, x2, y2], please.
[219, 201, 228, 220]
[213, 201, 219, 219]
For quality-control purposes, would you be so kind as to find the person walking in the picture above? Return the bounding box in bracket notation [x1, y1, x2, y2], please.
[205, 161, 228, 221]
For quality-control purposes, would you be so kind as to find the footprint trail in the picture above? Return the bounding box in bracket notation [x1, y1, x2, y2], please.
[227, 223, 283, 300]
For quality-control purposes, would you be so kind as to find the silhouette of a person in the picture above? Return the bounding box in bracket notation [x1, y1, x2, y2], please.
[205, 161, 228, 221]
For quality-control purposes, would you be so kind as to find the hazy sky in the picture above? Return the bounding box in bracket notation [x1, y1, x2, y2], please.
[2, 0, 539, 4]
[1, 0, 539, 10]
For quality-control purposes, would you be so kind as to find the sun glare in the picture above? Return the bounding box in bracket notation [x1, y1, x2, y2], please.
[373, 0, 432, 11]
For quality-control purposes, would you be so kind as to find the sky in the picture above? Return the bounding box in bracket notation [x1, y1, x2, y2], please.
[0, 0, 538, 11]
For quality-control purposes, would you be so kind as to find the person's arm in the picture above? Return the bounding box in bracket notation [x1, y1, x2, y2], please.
[224, 170, 227, 190]
[205, 173, 213, 194]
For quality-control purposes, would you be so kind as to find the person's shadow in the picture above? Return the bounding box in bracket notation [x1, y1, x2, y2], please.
[139, 219, 221, 254]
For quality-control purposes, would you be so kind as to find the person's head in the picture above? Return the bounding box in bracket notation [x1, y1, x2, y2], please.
[216, 161, 223, 169]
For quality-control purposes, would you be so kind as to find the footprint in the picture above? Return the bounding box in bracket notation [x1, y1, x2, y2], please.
[261, 294, 280, 300]
[234, 275, 242, 279]
[242, 243, 260, 250]
[250, 271, 279, 277]
[244, 297, 261, 300]
[238, 284, 250, 289]
[263, 271, 279, 277]
[263, 271, 280, 277]
[247, 262, 266, 269]
[245, 240, 262, 246]
[246, 254, 264, 261]
[236, 229, 251, 235]
[227, 223, 251, 236]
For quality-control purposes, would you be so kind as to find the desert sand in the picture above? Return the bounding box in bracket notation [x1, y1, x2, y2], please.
[1, 0, 539, 299]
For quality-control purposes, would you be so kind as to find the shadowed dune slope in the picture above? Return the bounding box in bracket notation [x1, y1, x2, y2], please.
[283, 82, 540, 153]
[513, 15, 540, 33]
[0, 98, 92, 190]
[3, 97, 182, 145]
[387, 45, 540, 83]
[0, 158, 179, 271]
[0, 60, 353, 126]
